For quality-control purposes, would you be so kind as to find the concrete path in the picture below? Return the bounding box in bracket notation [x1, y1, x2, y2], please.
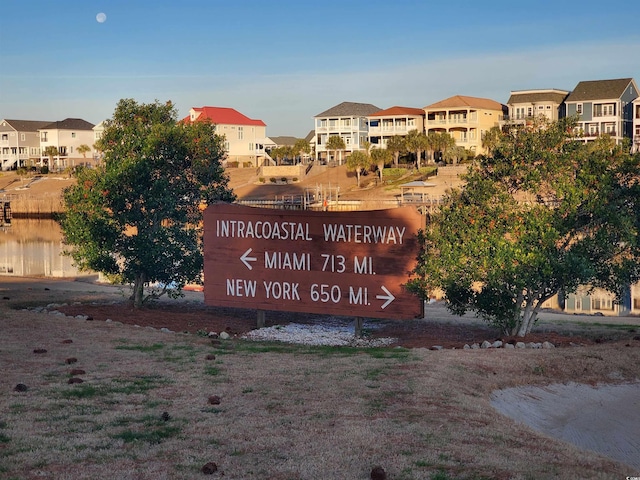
[491, 382, 640, 473]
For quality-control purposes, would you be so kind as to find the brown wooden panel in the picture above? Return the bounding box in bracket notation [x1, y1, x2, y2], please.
[203, 203, 424, 319]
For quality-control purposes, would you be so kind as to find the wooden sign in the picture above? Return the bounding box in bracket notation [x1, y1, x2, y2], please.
[203, 203, 424, 319]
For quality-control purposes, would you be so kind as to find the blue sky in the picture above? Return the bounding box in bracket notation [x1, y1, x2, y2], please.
[1, 0, 639, 137]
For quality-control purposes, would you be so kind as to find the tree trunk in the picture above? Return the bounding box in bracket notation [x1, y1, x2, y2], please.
[131, 272, 146, 308]
[515, 299, 540, 337]
[393, 152, 399, 167]
[356, 170, 361, 187]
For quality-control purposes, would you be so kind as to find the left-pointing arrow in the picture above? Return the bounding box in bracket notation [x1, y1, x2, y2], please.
[240, 248, 257, 270]
[376, 285, 395, 309]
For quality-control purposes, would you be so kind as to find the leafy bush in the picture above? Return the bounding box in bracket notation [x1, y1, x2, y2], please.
[270, 177, 277, 183]
[281, 177, 287, 183]
[259, 177, 265, 183]
[40, 166, 49, 174]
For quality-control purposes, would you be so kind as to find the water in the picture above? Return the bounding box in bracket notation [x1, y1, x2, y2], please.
[0, 219, 86, 277]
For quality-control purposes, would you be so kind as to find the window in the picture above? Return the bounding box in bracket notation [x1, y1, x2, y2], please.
[1, 134, 7, 141]
[576, 104, 583, 115]
[238, 126, 243, 140]
[407, 118, 415, 127]
[249, 143, 253, 151]
[21, 133, 26, 141]
[224, 141, 230, 151]
[546, 105, 551, 109]
[41, 132, 48, 142]
[527, 107, 533, 117]
[70, 146, 74, 154]
[591, 297, 614, 310]
[538, 105, 544, 110]
[343, 118, 351, 127]
[71, 132, 76, 138]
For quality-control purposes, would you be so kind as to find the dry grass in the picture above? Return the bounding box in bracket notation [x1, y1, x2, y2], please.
[1, 302, 639, 480]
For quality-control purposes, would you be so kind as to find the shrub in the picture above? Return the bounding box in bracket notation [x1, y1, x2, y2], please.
[258, 177, 265, 183]
[292, 177, 298, 182]
[270, 177, 277, 183]
[227, 161, 239, 168]
[40, 166, 49, 174]
[281, 177, 287, 183]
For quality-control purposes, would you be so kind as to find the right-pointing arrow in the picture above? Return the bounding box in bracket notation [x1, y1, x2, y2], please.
[240, 248, 257, 270]
[376, 286, 395, 309]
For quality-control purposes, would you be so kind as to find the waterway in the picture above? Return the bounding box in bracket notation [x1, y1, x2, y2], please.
[0, 219, 86, 277]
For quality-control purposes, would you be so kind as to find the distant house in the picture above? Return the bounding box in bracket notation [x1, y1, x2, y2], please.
[424, 95, 507, 155]
[633, 96, 640, 153]
[366, 106, 425, 148]
[313, 101, 381, 162]
[184, 107, 267, 167]
[564, 78, 639, 144]
[38, 118, 95, 171]
[505, 88, 569, 124]
[0, 119, 52, 171]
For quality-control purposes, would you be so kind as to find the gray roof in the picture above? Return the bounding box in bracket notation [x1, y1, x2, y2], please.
[40, 118, 95, 130]
[1, 119, 53, 132]
[565, 78, 634, 102]
[315, 101, 381, 118]
[304, 130, 315, 142]
[507, 91, 569, 105]
[268, 136, 299, 146]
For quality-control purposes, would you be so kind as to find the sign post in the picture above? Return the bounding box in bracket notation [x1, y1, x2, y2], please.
[203, 203, 424, 320]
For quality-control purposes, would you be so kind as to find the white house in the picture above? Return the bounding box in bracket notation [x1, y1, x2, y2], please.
[38, 118, 96, 170]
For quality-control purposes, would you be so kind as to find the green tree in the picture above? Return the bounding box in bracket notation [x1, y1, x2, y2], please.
[346, 150, 372, 187]
[409, 118, 640, 337]
[325, 135, 346, 165]
[405, 129, 428, 168]
[59, 99, 235, 308]
[481, 126, 502, 156]
[370, 147, 392, 182]
[386, 135, 406, 167]
[77, 144, 91, 159]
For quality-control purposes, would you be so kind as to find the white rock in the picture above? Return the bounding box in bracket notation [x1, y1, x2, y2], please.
[463, 344, 471, 350]
[515, 342, 526, 348]
[542, 341, 555, 349]
[219, 331, 231, 340]
[504, 343, 515, 349]
[481, 340, 492, 349]
[492, 340, 503, 348]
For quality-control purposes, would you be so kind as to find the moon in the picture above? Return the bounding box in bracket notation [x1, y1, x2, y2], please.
[96, 12, 107, 23]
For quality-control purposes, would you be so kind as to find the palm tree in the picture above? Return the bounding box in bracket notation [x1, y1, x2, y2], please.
[434, 132, 456, 163]
[42, 146, 58, 172]
[481, 126, 502, 156]
[405, 129, 428, 168]
[346, 150, 371, 187]
[77, 144, 91, 159]
[370, 147, 392, 182]
[325, 135, 346, 165]
[386, 135, 406, 167]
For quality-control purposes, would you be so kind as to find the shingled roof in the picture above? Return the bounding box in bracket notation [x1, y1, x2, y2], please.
[368, 106, 425, 117]
[41, 118, 95, 130]
[315, 101, 381, 117]
[424, 95, 505, 111]
[565, 78, 634, 102]
[1, 119, 53, 131]
[507, 90, 569, 105]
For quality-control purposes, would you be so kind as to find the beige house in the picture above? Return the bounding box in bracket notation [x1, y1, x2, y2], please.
[184, 107, 268, 167]
[38, 118, 96, 171]
[366, 106, 425, 148]
[424, 95, 507, 155]
[0, 119, 51, 171]
[505, 88, 569, 124]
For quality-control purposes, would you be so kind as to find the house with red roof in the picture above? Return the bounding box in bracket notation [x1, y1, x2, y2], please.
[424, 95, 507, 155]
[366, 106, 425, 149]
[184, 107, 268, 167]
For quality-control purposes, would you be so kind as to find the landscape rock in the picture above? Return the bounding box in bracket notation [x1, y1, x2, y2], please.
[68, 378, 84, 384]
[471, 343, 480, 349]
[370, 465, 387, 480]
[33, 348, 47, 354]
[430, 345, 443, 351]
[463, 344, 471, 350]
[542, 341, 555, 349]
[14, 383, 28, 392]
[219, 331, 231, 340]
[201, 462, 218, 474]
[515, 342, 526, 348]
[65, 357, 78, 364]
[492, 340, 503, 348]
[481, 340, 492, 349]
[504, 343, 515, 349]
[208, 395, 221, 405]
